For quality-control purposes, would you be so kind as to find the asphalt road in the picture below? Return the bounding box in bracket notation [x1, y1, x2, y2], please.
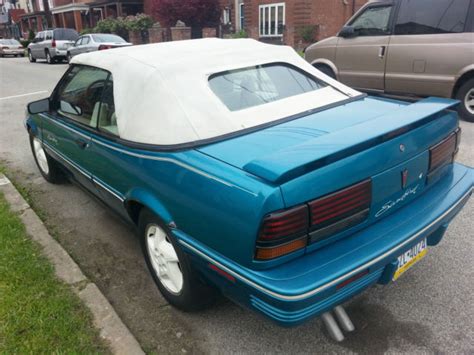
[1, 56, 473, 354]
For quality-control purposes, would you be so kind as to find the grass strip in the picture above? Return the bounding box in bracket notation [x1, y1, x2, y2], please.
[0, 192, 108, 353]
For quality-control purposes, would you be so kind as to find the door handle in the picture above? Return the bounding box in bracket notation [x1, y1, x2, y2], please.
[378, 46, 386, 59]
[75, 138, 89, 149]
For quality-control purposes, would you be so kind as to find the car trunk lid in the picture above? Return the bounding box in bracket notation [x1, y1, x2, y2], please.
[198, 97, 458, 182]
[198, 96, 459, 226]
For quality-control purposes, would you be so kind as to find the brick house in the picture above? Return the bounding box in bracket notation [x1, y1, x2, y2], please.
[220, 0, 367, 47]
[18, 0, 53, 35]
[18, 0, 143, 35]
[50, 0, 143, 32]
[0, 0, 26, 38]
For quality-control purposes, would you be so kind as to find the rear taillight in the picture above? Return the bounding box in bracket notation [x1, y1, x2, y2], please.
[255, 205, 308, 260]
[255, 180, 372, 260]
[308, 179, 371, 242]
[258, 205, 308, 242]
[52, 39, 56, 48]
[98, 45, 113, 50]
[428, 129, 459, 174]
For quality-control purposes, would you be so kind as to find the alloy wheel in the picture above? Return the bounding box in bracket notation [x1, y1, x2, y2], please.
[46, 51, 52, 64]
[145, 224, 183, 294]
[465, 88, 474, 115]
[33, 137, 49, 175]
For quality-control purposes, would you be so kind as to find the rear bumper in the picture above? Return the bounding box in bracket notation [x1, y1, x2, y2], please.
[176, 163, 473, 326]
[51, 48, 68, 58]
[1, 49, 24, 55]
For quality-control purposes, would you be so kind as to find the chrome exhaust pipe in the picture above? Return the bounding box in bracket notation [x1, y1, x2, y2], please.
[334, 305, 355, 332]
[321, 312, 345, 342]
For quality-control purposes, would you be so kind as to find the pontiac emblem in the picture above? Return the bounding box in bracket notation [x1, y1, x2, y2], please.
[399, 144, 406, 152]
[401, 169, 408, 189]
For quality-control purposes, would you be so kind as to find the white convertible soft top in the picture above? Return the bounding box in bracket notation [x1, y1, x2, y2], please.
[71, 38, 360, 145]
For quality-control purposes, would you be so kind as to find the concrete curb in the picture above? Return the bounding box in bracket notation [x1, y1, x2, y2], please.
[0, 174, 145, 355]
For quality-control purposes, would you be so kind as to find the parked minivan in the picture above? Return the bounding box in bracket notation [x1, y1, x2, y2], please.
[305, 0, 474, 122]
[28, 28, 79, 64]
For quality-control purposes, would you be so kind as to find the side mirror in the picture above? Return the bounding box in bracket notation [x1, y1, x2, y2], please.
[339, 26, 356, 38]
[27, 98, 50, 114]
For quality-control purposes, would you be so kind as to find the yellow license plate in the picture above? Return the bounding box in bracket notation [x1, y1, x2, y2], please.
[393, 239, 427, 281]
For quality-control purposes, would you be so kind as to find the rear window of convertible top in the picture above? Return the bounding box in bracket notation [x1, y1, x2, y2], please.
[208, 63, 327, 111]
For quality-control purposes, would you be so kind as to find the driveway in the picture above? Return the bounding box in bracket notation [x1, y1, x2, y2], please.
[1, 56, 473, 354]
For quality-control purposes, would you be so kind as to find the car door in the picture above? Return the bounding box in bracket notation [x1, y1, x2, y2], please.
[385, 0, 473, 98]
[335, 2, 395, 91]
[70, 36, 84, 56]
[80, 35, 92, 53]
[86, 77, 130, 218]
[41, 65, 110, 193]
[43, 30, 53, 56]
[31, 32, 44, 57]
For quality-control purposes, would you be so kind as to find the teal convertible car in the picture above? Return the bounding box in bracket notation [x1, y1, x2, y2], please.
[25, 39, 473, 333]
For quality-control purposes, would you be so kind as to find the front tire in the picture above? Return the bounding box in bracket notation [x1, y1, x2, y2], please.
[28, 50, 36, 62]
[139, 208, 216, 311]
[30, 135, 64, 183]
[455, 78, 474, 123]
[67, 52, 72, 63]
[314, 64, 336, 80]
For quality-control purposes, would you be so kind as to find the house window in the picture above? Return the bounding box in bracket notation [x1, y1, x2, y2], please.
[259, 3, 285, 37]
[239, 3, 245, 30]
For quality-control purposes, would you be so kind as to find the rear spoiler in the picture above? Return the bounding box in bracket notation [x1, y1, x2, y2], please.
[243, 97, 459, 184]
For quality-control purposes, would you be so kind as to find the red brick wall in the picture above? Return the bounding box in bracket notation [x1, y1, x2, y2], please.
[244, 0, 367, 48]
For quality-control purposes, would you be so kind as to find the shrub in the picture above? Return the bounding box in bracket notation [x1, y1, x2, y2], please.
[27, 29, 35, 41]
[92, 17, 128, 38]
[297, 25, 317, 43]
[20, 40, 30, 48]
[80, 28, 94, 35]
[90, 14, 154, 39]
[232, 29, 247, 38]
[125, 13, 154, 32]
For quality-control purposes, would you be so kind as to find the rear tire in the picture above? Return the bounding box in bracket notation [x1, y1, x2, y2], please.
[45, 50, 54, 64]
[29, 134, 64, 183]
[455, 77, 474, 123]
[28, 50, 36, 62]
[139, 208, 217, 312]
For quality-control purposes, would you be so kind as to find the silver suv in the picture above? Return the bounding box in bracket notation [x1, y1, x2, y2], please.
[305, 0, 474, 122]
[28, 28, 79, 64]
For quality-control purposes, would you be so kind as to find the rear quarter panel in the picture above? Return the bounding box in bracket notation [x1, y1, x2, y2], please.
[85, 136, 286, 269]
[385, 32, 474, 97]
